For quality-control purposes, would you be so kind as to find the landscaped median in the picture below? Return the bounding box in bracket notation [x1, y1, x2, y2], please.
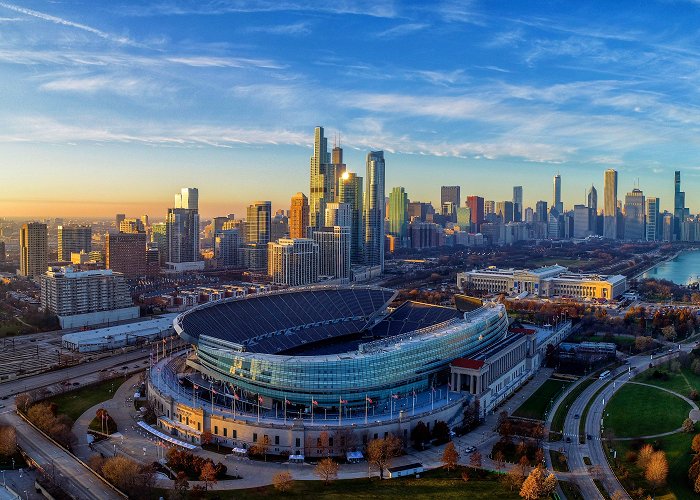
[549, 378, 596, 441]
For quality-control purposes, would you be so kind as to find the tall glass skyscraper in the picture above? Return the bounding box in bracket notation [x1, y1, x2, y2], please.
[553, 174, 563, 213]
[389, 186, 408, 238]
[587, 184, 597, 213]
[512, 186, 523, 222]
[623, 188, 645, 241]
[674, 170, 687, 240]
[603, 169, 618, 239]
[246, 201, 272, 245]
[309, 127, 336, 229]
[338, 172, 364, 265]
[167, 187, 200, 264]
[646, 197, 660, 241]
[364, 151, 385, 271]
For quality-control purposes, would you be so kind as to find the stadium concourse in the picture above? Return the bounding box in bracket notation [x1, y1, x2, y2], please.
[146, 285, 569, 458]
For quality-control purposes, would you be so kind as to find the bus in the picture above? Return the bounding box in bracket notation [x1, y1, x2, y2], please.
[599, 370, 611, 380]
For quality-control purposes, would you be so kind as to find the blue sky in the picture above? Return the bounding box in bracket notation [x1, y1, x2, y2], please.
[2, 0, 700, 217]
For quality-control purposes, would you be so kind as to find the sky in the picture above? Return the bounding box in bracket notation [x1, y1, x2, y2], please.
[3, 1, 700, 218]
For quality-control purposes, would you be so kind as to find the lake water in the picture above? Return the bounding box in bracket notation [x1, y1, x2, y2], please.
[641, 250, 700, 285]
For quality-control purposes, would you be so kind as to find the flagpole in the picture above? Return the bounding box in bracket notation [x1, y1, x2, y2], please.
[412, 392, 415, 415]
[339, 397, 342, 426]
[284, 396, 287, 424]
[211, 386, 214, 413]
[365, 394, 368, 424]
[311, 398, 314, 424]
[257, 394, 261, 423]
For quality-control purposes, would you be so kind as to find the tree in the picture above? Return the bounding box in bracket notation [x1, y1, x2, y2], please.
[101, 456, 140, 494]
[366, 434, 402, 480]
[503, 458, 527, 492]
[171, 471, 189, 500]
[200, 430, 213, 446]
[411, 421, 431, 449]
[272, 471, 294, 492]
[432, 420, 451, 444]
[637, 443, 654, 470]
[248, 435, 270, 460]
[199, 461, 217, 491]
[469, 450, 482, 470]
[14, 393, 32, 414]
[314, 458, 339, 485]
[535, 448, 545, 466]
[494, 450, 506, 472]
[645, 450, 668, 493]
[0, 426, 16, 457]
[683, 418, 696, 434]
[662, 325, 677, 341]
[692, 434, 700, 453]
[441, 442, 460, 471]
[520, 464, 556, 500]
[635, 336, 654, 352]
[611, 490, 626, 500]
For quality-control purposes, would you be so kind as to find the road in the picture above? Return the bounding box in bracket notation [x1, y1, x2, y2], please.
[0, 349, 153, 500]
[559, 346, 693, 499]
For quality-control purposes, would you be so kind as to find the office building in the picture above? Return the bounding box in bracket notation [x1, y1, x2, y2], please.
[268, 238, 319, 286]
[573, 205, 593, 238]
[623, 188, 645, 241]
[441, 186, 460, 220]
[246, 201, 272, 245]
[535, 201, 548, 222]
[324, 202, 351, 229]
[58, 225, 92, 261]
[175, 187, 199, 211]
[524, 207, 534, 223]
[331, 141, 347, 200]
[662, 212, 674, 242]
[115, 214, 125, 229]
[309, 126, 334, 229]
[587, 185, 598, 214]
[364, 151, 385, 271]
[603, 169, 618, 239]
[0, 241, 5, 263]
[553, 174, 563, 213]
[215, 229, 243, 268]
[151, 222, 167, 266]
[513, 186, 523, 222]
[495, 201, 514, 223]
[338, 172, 364, 264]
[457, 266, 627, 300]
[484, 200, 495, 215]
[674, 171, 688, 240]
[106, 232, 146, 278]
[388, 187, 409, 238]
[456, 207, 471, 230]
[119, 218, 145, 234]
[141, 215, 149, 229]
[166, 208, 200, 266]
[41, 266, 138, 328]
[409, 221, 443, 249]
[20, 222, 48, 278]
[289, 192, 309, 239]
[466, 196, 485, 231]
[646, 197, 660, 241]
[313, 226, 350, 280]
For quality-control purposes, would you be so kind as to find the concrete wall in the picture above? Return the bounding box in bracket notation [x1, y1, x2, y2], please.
[58, 306, 140, 329]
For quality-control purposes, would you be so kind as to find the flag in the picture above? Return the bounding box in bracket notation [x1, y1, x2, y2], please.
[193, 384, 199, 390]
[212, 388, 216, 394]
[366, 396, 373, 403]
[285, 399, 291, 405]
[258, 395, 264, 403]
[233, 393, 240, 401]
[340, 399, 348, 404]
[391, 394, 399, 399]
[312, 400, 318, 406]
[412, 389, 416, 397]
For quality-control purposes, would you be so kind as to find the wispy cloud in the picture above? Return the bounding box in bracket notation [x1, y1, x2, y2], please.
[0, 1, 142, 47]
[247, 22, 311, 36]
[376, 23, 429, 39]
[166, 55, 284, 69]
[39, 74, 166, 96]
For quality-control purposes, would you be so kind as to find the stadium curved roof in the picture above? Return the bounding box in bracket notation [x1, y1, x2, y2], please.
[175, 285, 397, 354]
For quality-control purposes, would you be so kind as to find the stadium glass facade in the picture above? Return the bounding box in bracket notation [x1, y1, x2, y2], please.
[174, 286, 509, 408]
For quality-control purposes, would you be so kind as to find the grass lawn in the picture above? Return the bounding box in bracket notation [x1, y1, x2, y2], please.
[604, 384, 691, 438]
[634, 366, 700, 397]
[550, 378, 596, 438]
[607, 432, 696, 500]
[153, 468, 520, 499]
[513, 378, 570, 420]
[549, 449, 569, 472]
[46, 378, 121, 423]
[558, 480, 584, 500]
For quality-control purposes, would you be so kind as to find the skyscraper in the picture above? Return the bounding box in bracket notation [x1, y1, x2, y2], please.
[289, 192, 309, 239]
[58, 225, 92, 261]
[553, 174, 563, 213]
[175, 187, 199, 211]
[338, 171, 364, 264]
[246, 201, 272, 245]
[495, 201, 514, 223]
[674, 171, 687, 240]
[166, 208, 200, 264]
[535, 201, 548, 222]
[587, 185, 598, 213]
[324, 202, 351, 228]
[389, 187, 409, 238]
[20, 222, 48, 277]
[313, 226, 350, 280]
[466, 196, 485, 231]
[364, 151, 385, 271]
[331, 141, 346, 201]
[151, 222, 167, 265]
[309, 126, 334, 229]
[646, 197, 660, 241]
[623, 188, 645, 241]
[603, 169, 618, 239]
[441, 186, 460, 220]
[512, 186, 523, 222]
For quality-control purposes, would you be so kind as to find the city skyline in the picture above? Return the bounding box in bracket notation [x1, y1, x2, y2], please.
[4, 2, 700, 216]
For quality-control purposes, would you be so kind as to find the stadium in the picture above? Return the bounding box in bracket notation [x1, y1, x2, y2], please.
[147, 285, 556, 456]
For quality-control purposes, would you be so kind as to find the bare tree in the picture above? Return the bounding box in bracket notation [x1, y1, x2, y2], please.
[0, 426, 16, 457]
[314, 458, 339, 484]
[366, 434, 402, 480]
[494, 450, 506, 472]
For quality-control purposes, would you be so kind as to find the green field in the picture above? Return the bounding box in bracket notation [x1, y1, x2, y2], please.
[558, 480, 584, 500]
[154, 468, 519, 499]
[606, 432, 696, 500]
[634, 366, 700, 397]
[513, 378, 570, 420]
[46, 378, 121, 423]
[604, 384, 691, 438]
[550, 378, 596, 438]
